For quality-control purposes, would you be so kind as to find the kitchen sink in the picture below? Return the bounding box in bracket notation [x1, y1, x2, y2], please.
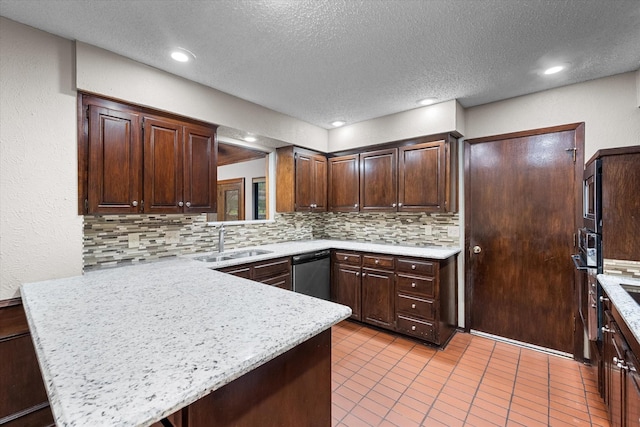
[621, 284, 640, 305]
[194, 249, 272, 263]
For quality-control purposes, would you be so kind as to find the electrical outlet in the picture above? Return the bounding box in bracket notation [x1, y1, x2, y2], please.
[128, 233, 139, 249]
[447, 226, 460, 237]
[424, 225, 432, 236]
[166, 230, 180, 244]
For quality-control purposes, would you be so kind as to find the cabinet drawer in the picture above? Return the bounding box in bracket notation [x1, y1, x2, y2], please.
[396, 294, 435, 320]
[396, 274, 435, 298]
[396, 258, 435, 276]
[252, 257, 291, 279]
[333, 251, 361, 266]
[363, 254, 394, 269]
[260, 272, 292, 291]
[396, 315, 435, 341]
[217, 265, 251, 279]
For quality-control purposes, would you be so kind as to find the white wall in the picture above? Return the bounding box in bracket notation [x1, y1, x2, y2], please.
[328, 100, 463, 152]
[218, 158, 268, 220]
[465, 72, 640, 160]
[0, 18, 83, 299]
[76, 42, 329, 153]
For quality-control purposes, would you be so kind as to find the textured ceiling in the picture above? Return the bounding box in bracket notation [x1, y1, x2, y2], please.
[1, 0, 639, 129]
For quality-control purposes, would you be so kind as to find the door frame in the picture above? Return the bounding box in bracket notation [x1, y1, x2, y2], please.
[464, 122, 585, 359]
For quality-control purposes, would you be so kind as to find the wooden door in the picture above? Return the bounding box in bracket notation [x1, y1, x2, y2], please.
[143, 117, 183, 213]
[328, 154, 359, 212]
[217, 178, 245, 221]
[398, 141, 445, 212]
[311, 154, 327, 211]
[183, 124, 217, 213]
[466, 125, 583, 355]
[294, 152, 313, 211]
[332, 263, 361, 321]
[361, 268, 394, 329]
[360, 148, 397, 212]
[87, 105, 142, 213]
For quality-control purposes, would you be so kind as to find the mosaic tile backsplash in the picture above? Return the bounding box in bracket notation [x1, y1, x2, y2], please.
[83, 211, 459, 270]
[603, 259, 640, 279]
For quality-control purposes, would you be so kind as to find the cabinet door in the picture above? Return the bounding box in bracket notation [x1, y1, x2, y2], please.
[294, 152, 314, 211]
[183, 124, 217, 213]
[143, 117, 184, 213]
[360, 148, 397, 211]
[87, 105, 142, 213]
[361, 268, 394, 329]
[398, 141, 445, 212]
[626, 352, 640, 427]
[328, 154, 359, 212]
[332, 263, 361, 321]
[311, 154, 327, 211]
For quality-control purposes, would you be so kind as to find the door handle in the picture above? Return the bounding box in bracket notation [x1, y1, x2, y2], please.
[473, 246, 482, 254]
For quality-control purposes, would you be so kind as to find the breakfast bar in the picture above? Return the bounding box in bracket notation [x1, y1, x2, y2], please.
[21, 258, 351, 426]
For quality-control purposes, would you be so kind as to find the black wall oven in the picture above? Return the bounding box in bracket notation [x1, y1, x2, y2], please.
[583, 158, 602, 234]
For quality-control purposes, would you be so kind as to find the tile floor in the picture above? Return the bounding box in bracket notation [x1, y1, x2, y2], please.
[331, 321, 609, 427]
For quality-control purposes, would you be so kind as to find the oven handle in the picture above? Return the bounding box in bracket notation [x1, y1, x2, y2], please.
[571, 254, 589, 271]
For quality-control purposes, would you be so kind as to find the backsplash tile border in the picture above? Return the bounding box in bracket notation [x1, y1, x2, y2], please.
[603, 259, 640, 279]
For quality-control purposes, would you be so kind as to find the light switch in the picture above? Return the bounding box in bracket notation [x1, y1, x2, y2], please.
[128, 233, 139, 249]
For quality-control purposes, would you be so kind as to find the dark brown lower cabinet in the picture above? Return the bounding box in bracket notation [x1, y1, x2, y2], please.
[331, 250, 457, 346]
[332, 262, 362, 321]
[218, 257, 292, 291]
[0, 299, 54, 427]
[602, 291, 640, 427]
[152, 329, 331, 427]
[361, 268, 395, 329]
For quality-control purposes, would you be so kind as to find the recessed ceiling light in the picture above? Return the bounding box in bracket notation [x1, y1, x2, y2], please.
[331, 120, 346, 127]
[244, 136, 257, 143]
[543, 65, 565, 75]
[418, 98, 437, 106]
[171, 48, 196, 63]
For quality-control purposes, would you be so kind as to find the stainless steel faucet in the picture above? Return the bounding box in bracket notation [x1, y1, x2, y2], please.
[218, 224, 225, 253]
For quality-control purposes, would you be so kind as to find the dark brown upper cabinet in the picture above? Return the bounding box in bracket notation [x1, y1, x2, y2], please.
[276, 146, 327, 212]
[329, 133, 458, 214]
[328, 154, 359, 212]
[79, 93, 218, 215]
[360, 148, 398, 212]
[86, 104, 142, 214]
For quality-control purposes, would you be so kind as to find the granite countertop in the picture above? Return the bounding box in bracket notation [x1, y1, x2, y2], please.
[598, 274, 640, 344]
[21, 258, 351, 427]
[185, 239, 461, 269]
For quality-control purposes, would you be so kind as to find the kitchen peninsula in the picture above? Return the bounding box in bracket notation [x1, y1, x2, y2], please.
[21, 258, 351, 427]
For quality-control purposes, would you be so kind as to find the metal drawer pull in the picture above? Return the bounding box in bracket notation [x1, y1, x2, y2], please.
[344, 256, 348, 260]
[411, 282, 416, 288]
[375, 259, 379, 264]
[602, 326, 614, 334]
[355, 272, 360, 277]
[411, 304, 416, 309]
[132, 200, 138, 207]
[178, 201, 184, 207]
[411, 325, 416, 331]
[600, 296, 609, 302]
[411, 264, 416, 270]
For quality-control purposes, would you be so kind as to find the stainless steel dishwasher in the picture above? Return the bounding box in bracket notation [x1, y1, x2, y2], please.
[292, 250, 331, 301]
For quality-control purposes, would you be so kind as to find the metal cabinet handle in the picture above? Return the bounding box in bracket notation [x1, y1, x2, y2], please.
[362, 272, 367, 277]
[411, 325, 416, 331]
[392, 203, 397, 208]
[600, 296, 609, 302]
[185, 201, 191, 208]
[411, 304, 416, 309]
[398, 203, 403, 207]
[602, 326, 614, 334]
[344, 256, 348, 261]
[355, 272, 360, 277]
[132, 200, 138, 207]
[375, 259, 380, 264]
[411, 264, 416, 270]
[354, 203, 359, 208]
[411, 282, 416, 288]
[178, 201, 184, 207]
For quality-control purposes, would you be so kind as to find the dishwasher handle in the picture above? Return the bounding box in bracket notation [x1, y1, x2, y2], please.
[292, 250, 330, 264]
